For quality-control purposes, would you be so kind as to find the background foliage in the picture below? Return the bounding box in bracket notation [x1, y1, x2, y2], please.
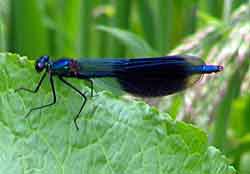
[0, 0, 250, 173]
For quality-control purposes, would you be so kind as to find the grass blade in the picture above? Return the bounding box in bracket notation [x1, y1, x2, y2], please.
[109, 0, 132, 57]
[212, 57, 250, 149]
[97, 25, 157, 56]
[9, 0, 49, 58]
[136, 0, 156, 49]
[0, 19, 6, 51]
[79, 0, 94, 57]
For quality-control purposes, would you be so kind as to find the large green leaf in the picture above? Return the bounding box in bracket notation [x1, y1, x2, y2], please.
[0, 53, 235, 174]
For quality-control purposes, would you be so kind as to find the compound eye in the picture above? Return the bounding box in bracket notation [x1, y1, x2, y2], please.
[35, 62, 45, 72]
[35, 55, 50, 72]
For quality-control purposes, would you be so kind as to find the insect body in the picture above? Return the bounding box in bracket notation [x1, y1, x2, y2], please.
[16, 55, 223, 129]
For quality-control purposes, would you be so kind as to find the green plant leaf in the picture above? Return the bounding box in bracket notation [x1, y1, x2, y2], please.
[96, 25, 158, 57]
[0, 53, 235, 174]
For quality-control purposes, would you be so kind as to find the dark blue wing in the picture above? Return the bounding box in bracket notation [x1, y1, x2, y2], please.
[77, 55, 203, 76]
[77, 55, 221, 97]
[113, 55, 204, 97]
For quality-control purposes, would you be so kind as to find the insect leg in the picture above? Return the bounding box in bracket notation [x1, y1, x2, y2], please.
[59, 77, 87, 130]
[86, 79, 94, 97]
[25, 73, 57, 118]
[15, 72, 47, 93]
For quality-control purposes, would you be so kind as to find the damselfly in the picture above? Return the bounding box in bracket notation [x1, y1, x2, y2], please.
[16, 55, 223, 129]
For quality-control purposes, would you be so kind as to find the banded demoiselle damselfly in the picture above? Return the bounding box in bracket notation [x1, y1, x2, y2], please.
[16, 55, 223, 129]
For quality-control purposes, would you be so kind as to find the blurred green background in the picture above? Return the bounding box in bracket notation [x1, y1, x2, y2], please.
[0, 0, 250, 173]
